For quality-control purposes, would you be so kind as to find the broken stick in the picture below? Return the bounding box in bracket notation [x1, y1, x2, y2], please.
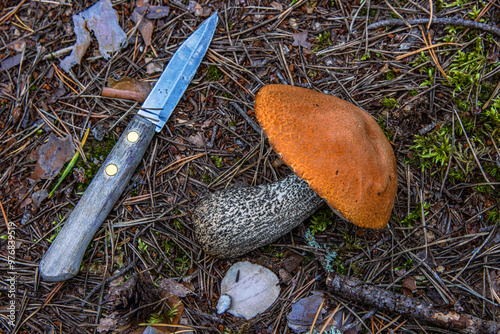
[326, 273, 500, 334]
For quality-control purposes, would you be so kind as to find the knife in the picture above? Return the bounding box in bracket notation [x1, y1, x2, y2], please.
[40, 13, 218, 282]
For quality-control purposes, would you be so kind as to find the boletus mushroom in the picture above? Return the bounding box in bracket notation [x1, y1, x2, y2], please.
[193, 85, 398, 258]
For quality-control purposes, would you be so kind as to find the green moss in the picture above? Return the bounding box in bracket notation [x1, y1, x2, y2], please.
[75, 136, 116, 191]
[308, 209, 334, 235]
[386, 70, 395, 81]
[487, 209, 500, 224]
[475, 184, 494, 194]
[210, 155, 223, 168]
[410, 128, 452, 172]
[395, 259, 413, 271]
[399, 202, 430, 227]
[313, 31, 332, 51]
[484, 164, 500, 182]
[206, 65, 224, 81]
[382, 97, 398, 109]
[344, 233, 362, 251]
[447, 167, 467, 184]
[174, 254, 190, 274]
[202, 172, 212, 184]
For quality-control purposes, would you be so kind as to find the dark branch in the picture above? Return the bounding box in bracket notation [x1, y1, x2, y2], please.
[367, 18, 500, 37]
[326, 273, 500, 334]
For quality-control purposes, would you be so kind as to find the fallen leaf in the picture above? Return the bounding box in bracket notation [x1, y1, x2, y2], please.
[61, 0, 127, 72]
[287, 291, 325, 331]
[145, 58, 163, 74]
[166, 295, 185, 326]
[47, 87, 66, 104]
[187, 0, 210, 17]
[186, 133, 205, 147]
[132, 8, 154, 46]
[60, 12, 91, 72]
[102, 77, 152, 102]
[1, 53, 23, 71]
[402, 276, 417, 296]
[278, 268, 292, 283]
[305, 1, 317, 14]
[136, 6, 170, 19]
[7, 40, 26, 52]
[158, 279, 194, 298]
[97, 311, 119, 333]
[31, 189, 49, 207]
[292, 31, 311, 48]
[280, 254, 303, 273]
[270, 1, 283, 10]
[20, 198, 32, 209]
[30, 134, 76, 181]
[109, 77, 151, 96]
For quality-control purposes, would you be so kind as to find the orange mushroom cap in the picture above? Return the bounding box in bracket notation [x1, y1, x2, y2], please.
[255, 85, 398, 229]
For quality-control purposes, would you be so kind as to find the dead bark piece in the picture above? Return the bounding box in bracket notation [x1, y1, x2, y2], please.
[101, 87, 148, 102]
[326, 273, 500, 334]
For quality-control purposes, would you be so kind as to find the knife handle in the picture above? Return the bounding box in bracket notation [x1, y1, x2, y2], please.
[40, 115, 156, 282]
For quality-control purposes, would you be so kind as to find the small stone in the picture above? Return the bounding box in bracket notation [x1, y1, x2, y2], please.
[216, 294, 231, 314]
[219, 261, 280, 320]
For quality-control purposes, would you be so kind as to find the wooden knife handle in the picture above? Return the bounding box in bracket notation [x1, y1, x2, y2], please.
[40, 115, 156, 282]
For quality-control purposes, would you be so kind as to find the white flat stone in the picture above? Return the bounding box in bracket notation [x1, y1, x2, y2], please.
[219, 261, 280, 320]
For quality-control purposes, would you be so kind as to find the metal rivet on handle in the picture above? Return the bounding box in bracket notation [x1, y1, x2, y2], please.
[127, 131, 139, 143]
[105, 164, 118, 176]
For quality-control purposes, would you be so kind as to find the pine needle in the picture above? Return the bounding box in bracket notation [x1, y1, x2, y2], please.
[48, 127, 90, 198]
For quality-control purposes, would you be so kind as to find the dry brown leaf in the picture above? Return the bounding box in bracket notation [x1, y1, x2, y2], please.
[97, 311, 120, 333]
[158, 278, 194, 298]
[102, 77, 152, 102]
[61, 0, 126, 72]
[188, 0, 210, 17]
[30, 134, 76, 181]
[270, 1, 283, 10]
[7, 40, 26, 52]
[166, 295, 185, 327]
[1, 54, 23, 71]
[145, 58, 163, 74]
[475, 270, 500, 301]
[186, 133, 205, 147]
[110, 77, 151, 95]
[136, 6, 170, 19]
[305, 1, 317, 14]
[132, 8, 154, 46]
[31, 189, 49, 207]
[402, 276, 417, 296]
[292, 31, 311, 48]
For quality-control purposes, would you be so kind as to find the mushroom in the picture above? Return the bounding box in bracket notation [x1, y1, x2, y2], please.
[193, 85, 398, 258]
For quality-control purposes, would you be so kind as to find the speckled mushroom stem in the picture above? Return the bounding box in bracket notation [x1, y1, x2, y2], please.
[193, 174, 325, 258]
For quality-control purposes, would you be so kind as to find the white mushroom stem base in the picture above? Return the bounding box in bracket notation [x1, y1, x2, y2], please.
[193, 174, 325, 258]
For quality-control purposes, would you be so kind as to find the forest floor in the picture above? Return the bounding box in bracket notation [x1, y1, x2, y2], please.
[0, 0, 500, 333]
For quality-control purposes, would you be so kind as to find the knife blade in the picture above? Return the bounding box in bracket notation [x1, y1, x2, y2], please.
[40, 13, 218, 282]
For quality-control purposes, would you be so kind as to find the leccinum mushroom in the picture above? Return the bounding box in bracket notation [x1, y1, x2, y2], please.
[193, 85, 398, 258]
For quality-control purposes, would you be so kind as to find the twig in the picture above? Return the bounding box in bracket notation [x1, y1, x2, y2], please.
[453, 107, 493, 188]
[326, 272, 500, 334]
[367, 18, 500, 37]
[83, 259, 138, 305]
[229, 101, 262, 134]
[0, 0, 27, 25]
[101, 87, 147, 102]
[0, 198, 9, 230]
[396, 42, 461, 60]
